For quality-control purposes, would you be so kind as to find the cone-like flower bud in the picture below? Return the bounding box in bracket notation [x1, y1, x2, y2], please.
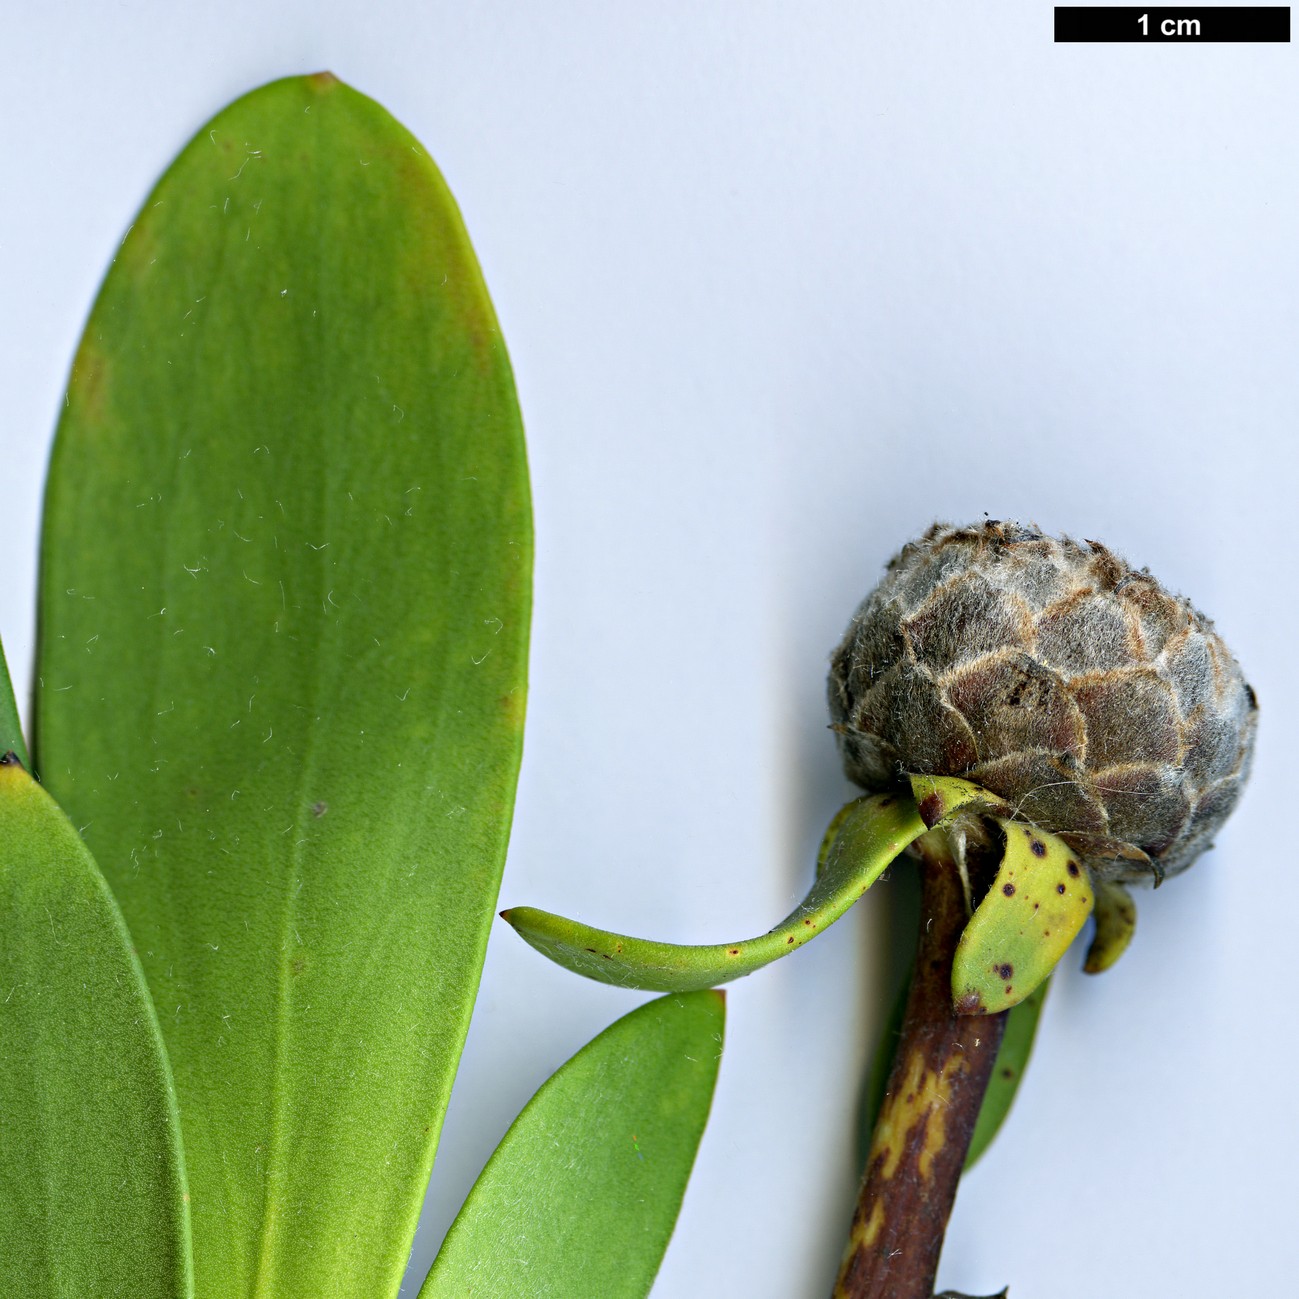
[828, 522, 1257, 884]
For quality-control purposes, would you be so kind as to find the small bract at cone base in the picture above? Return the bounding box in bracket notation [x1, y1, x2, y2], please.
[951, 819, 1095, 1016]
[1085, 880, 1138, 974]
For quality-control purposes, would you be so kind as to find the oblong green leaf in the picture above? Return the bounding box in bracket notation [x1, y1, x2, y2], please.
[504, 793, 926, 991]
[35, 74, 530, 1297]
[420, 992, 725, 1298]
[964, 978, 1049, 1168]
[952, 820, 1094, 1015]
[0, 753, 191, 1297]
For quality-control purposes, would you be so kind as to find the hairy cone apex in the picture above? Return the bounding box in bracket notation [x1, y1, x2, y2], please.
[828, 522, 1257, 884]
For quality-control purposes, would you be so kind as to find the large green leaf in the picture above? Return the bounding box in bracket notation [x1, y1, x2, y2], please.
[35, 75, 530, 1297]
[420, 992, 725, 1298]
[0, 751, 191, 1297]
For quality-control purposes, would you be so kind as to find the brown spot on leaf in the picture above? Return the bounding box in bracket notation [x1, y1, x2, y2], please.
[996, 962, 1014, 980]
[1030, 838, 1047, 857]
[311, 800, 328, 818]
[69, 335, 110, 424]
[918, 792, 943, 827]
[1002, 882, 1016, 896]
[954, 991, 987, 1015]
[1056, 883, 1067, 894]
[1067, 860, 1081, 877]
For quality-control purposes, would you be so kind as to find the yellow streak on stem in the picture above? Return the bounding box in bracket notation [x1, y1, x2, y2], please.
[865, 1047, 965, 1185]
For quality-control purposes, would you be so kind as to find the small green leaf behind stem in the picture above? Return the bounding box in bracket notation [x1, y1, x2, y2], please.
[419, 992, 725, 1299]
[0, 755, 191, 1298]
[964, 977, 1049, 1169]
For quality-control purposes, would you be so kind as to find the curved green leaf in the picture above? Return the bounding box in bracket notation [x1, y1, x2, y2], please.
[964, 978, 1049, 1168]
[503, 793, 925, 991]
[35, 75, 530, 1297]
[952, 820, 1094, 1015]
[420, 992, 724, 1298]
[1084, 880, 1137, 974]
[505, 779, 1015, 993]
[0, 754, 191, 1297]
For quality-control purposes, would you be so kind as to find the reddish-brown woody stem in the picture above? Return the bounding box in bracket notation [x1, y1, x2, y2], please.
[833, 835, 1006, 1299]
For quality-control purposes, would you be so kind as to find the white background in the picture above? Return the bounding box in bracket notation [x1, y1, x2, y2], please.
[3, 4, 1296, 1296]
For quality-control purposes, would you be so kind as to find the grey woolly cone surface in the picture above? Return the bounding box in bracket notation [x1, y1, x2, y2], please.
[828, 521, 1257, 884]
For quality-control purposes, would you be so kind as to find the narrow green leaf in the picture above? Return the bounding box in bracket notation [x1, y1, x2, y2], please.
[35, 75, 530, 1297]
[0, 754, 191, 1297]
[0, 635, 27, 766]
[952, 820, 1094, 1015]
[1083, 880, 1137, 974]
[506, 779, 1014, 992]
[420, 992, 724, 1298]
[964, 978, 1049, 1169]
[504, 793, 925, 991]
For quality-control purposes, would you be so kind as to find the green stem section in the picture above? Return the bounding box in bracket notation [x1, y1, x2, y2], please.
[834, 836, 1006, 1299]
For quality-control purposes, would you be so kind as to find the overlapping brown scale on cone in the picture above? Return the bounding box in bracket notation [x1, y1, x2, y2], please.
[828, 521, 1258, 884]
